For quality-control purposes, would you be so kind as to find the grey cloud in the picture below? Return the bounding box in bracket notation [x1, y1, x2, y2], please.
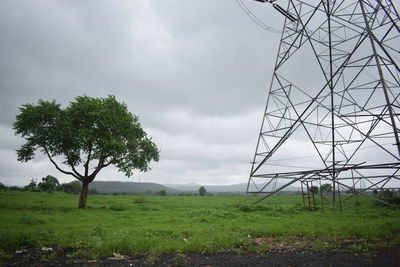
[0, 0, 287, 186]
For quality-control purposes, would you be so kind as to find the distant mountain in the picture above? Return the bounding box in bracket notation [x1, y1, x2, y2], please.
[90, 181, 178, 193]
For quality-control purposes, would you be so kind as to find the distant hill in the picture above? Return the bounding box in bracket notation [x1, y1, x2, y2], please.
[90, 181, 178, 193]
[165, 183, 301, 192]
[88, 181, 301, 194]
[166, 183, 247, 192]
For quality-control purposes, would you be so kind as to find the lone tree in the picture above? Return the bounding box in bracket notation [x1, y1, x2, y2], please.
[13, 95, 159, 208]
[199, 186, 207, 196]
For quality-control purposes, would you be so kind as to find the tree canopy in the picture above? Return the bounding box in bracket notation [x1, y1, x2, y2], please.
[14, 95, 159, 208]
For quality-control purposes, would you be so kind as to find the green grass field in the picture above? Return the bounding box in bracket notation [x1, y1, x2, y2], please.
[0, 191, 399, 258]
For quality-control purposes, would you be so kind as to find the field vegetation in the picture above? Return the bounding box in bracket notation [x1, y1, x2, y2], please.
[0, 191, 399, 259]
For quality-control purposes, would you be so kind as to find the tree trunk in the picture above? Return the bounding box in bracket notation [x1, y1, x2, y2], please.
[78, 181, 89, 209]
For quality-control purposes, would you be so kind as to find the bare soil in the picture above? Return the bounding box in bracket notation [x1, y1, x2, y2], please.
[3, 247, 400, 267]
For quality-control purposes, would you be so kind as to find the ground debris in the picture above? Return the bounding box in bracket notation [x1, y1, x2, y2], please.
[3, 247, 400, 267]
[108, 252, 125, 260]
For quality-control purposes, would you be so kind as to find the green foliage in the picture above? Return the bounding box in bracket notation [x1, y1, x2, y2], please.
[13, 95, 159, 177]
[0, 192, 399, 257]
[199, 186, 207, 196]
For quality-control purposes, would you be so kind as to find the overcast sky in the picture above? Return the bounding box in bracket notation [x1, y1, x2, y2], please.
[0, 0, 285, 186]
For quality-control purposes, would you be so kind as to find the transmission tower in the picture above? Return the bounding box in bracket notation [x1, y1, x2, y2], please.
[245, 0, 400, 207]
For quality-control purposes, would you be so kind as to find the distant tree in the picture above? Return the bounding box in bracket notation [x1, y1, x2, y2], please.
[320, 183, 332, 194]
[38, 175, 59, 192]
[57, 181, 82, 194]
[24, 178, 38, 191]
[13, 95, 159, 208]
[89, 188, 99, 194]
[199, 186, 207, 196]
[8, 186, 20, 191]
[309, 185, 319, 195]
[158, 190, 167, 196]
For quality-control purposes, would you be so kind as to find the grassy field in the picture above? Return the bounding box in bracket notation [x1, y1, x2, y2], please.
[0, 191, 399, 258]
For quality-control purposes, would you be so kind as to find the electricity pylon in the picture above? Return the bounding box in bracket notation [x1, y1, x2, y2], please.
[246, 0, 400, 207]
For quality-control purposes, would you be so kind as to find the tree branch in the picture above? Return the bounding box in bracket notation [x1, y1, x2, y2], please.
[43, 146, 82, 181]
[88, 155, 107, 182]
[64, 150, 83, 179]
[84, 146, 92, 177]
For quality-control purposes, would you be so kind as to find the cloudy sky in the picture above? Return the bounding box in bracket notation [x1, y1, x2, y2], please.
[0, 0, 285, 186]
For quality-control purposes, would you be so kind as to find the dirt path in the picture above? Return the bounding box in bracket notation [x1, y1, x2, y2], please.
[3, 247, 400, 266]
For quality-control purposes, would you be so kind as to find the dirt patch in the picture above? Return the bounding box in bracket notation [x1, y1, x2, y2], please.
[2, 247, 400, 266]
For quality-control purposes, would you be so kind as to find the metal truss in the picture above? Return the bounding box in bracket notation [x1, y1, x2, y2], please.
[246, 0, 400, 207]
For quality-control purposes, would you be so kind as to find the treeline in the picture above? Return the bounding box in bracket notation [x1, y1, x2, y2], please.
[0, 177, 242, 196]
[0, 176, 87, 194]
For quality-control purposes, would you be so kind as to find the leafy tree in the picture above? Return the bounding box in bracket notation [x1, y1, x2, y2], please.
[320, 183, 332, 193]
[13, 95, 159, 208]
[24, 178, 38, 191]
[199, 186, 207, 196]
[309, 185, 319, 195]
[38, 175, 59, 192]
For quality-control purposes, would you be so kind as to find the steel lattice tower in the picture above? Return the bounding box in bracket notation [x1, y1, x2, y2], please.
[246, 0, 400, 207]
